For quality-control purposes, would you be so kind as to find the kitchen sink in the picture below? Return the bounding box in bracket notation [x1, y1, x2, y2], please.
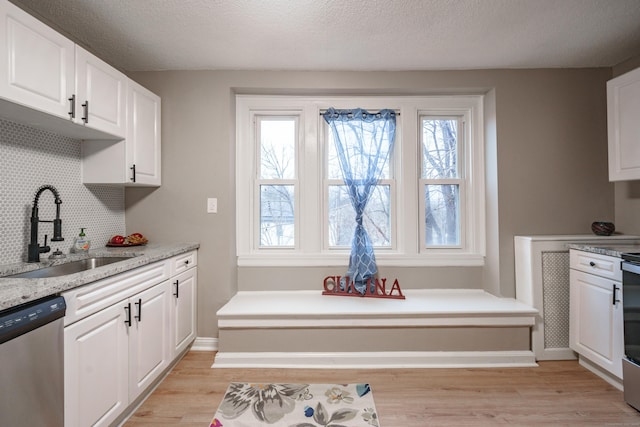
[4, 257, 134, 279]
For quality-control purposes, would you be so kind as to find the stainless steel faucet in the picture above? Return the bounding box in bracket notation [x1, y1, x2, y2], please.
[28, 185, 64, 263]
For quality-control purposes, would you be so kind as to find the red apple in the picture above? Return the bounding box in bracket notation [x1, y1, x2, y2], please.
[110, 235, 125, 245]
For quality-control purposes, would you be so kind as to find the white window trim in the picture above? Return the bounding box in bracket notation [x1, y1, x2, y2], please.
[236, 95, 485, 267]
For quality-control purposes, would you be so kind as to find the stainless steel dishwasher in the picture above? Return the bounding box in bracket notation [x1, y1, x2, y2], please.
[0, 295, 66, 426]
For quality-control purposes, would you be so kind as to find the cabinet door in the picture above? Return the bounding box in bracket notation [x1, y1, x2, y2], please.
[171, 268, 197, 356]
[608, 67, 640, 181]
[75, 45, 126, 137]
[127, 79, 161, 186]
[129, 280, 171, 400]
[570, 269, 624, 378]
[0, 0, 74, 119]
[64, 303, 129, 427]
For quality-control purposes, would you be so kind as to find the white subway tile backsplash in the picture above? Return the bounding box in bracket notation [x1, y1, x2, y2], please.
[0, 118, 125, 264]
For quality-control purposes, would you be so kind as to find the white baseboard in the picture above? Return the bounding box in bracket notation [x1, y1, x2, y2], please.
[211, 350, 537, 369]
[537, 347, 577, 361]
[577, 356, 623, 391]
[190, 336, 218, 351]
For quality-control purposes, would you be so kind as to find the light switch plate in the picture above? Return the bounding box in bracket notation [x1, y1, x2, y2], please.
[207, 198, 217, 213]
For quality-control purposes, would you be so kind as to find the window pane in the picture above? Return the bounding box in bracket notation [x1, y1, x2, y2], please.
[327, 127, 391, 180]
[328, 185, 391, 247]
[259, 118, 296, 179]
[421, 118, 458, 179]
[425, 184, 460, 246]
[260, 185, 294, 247]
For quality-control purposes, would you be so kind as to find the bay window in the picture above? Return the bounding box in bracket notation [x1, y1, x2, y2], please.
[236, 95, 485, 267]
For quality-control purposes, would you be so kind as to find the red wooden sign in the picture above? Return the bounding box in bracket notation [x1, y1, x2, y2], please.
[322, 276, 405, 299]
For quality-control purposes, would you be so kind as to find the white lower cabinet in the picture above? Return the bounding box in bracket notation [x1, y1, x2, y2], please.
[63, 251, 197, 427]
[128, 280, 171, 399]
[171, 268, 197, 356]
[569, 249, 624, 384]
[64, 300, 128, 427]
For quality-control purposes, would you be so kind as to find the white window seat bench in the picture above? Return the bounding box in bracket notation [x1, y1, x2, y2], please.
[213, 289, 538, 369]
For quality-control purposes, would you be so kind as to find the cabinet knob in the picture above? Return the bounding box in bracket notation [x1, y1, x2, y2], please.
[589, 261, 596, 267]
[184, 260, 190, 265]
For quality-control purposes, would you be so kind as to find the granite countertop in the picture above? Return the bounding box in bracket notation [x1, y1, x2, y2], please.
[0, 242, 199, 311]
[569, 243, 640, 258]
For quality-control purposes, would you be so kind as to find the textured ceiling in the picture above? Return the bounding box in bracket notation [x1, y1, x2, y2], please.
[9, 0, 640, 72]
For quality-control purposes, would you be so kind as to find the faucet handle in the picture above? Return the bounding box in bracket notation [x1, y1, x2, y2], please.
[40, 234, 51, 254]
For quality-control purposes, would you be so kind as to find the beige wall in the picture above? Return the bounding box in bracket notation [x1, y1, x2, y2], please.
[125, 69, 614, 339]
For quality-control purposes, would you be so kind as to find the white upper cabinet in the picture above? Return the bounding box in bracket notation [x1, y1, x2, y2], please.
[0, 0, 161, 186]
[82, 80, 161, 186]
[0, 0, 75, 120]
[608, 67, 640, 181]
[127, 80, 161, 186]
[74, 45, 127, 138]
[0, 0, 126, 139]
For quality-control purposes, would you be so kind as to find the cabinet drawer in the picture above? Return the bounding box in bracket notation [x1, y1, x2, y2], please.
[171, 250, 197, 276]
[570, 249, 622, 281]
[62, 260, 170, 326]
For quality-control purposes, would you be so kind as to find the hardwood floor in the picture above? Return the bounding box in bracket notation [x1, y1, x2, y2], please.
[124, 351, 640, 426]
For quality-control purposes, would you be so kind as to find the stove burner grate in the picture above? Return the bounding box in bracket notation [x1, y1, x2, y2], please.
[622, 252, 640, 263]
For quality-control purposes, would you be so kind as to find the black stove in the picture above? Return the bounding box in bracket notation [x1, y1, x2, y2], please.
[622, 252, 640, 411]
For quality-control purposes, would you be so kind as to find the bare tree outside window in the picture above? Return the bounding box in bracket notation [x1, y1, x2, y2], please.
[326, 131, 392, 248]
[258, 118, 296, 247]
[421, 118, 461, 247]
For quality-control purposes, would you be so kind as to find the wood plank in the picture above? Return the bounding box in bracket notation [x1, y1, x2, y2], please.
[123, 351, 640, 426]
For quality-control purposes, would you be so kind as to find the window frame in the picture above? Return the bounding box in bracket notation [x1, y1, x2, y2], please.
[419, 114, 466, 251]
[323, 119, 398, 251]
[236, 95, 485, 267]
[255, 114, 300, 250]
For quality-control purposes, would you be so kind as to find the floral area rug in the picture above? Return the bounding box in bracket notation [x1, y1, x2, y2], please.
[210, 383, 380, 427]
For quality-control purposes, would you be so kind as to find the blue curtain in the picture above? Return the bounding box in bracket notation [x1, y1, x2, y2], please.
[323, 108, 396, 293]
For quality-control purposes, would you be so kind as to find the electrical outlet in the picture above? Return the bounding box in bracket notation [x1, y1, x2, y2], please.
[207, 198, 217, 213]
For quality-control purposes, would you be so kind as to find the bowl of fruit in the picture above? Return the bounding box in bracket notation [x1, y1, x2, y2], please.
[107, 233, 148, 247]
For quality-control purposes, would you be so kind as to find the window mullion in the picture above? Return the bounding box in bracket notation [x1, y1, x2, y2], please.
[300, 105, 319, 253]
